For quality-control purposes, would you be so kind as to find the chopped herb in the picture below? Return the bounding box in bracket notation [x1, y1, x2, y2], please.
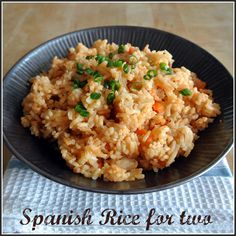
[159, 62, 168, 70]
[110, 80, 121, 91]
[179, 88, 192, 96]
[109, 80, 116, 91]
[123, 63, 129, 74]
[166, 68, 173, 74]
[90, 92, 101, 100]
[131, 64, 136, 70]
[103, 80, 121, 91]
[72, 82, 79, 89]
[114, 80, 121, 91]
[118, 44, 125, 53]
[103, 80, 110, 89]
[107, 60, 114, 68]
[143, 74, 152, 80]
[77, 63, 84, 75]
[77, 63, 84, 70]
[143, 69, 157, 80]
[86, 55, 94, 60]
[94, 76, 104, 83]
[75, 102, 89, 117]
[95, 54, 108, 64]
[79, 80, 88, 88]
[79, 110, 89, 117]
[93, 71, 100, 78]
[159, 62, 173, 75]
[147, 69, 157, 77]
[129, 55, 138, 65]
[72, 79, 88, 89]
[113, 59, 124, 67]
[85, 68, 94, 75]
[107, 92, 115, 105]
[108, 53, 114, 59]
[93, 71, 104, 83]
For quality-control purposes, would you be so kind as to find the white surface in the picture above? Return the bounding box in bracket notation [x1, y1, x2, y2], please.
[3, 158, 234, 234]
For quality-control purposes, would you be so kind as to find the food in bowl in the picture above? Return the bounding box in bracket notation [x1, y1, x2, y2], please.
[21, 39, 221, 182]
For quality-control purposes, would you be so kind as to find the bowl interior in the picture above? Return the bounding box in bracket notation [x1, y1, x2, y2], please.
[3, 26, 233, 194]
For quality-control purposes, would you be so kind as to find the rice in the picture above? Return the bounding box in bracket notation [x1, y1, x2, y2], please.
[21, 39, 221, 182]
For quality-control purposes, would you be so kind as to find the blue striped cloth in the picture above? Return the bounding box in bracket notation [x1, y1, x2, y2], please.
[201, 157, 232, 177]
[3, 157, 233, 233]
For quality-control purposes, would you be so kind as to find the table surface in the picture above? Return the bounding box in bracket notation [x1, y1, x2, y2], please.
[3, 3, 234, 172]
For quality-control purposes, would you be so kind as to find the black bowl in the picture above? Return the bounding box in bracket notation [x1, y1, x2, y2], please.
[3, 26, 233, 194]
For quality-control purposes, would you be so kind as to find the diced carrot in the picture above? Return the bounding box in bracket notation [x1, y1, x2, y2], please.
[97, 109, 109, 116]
[136, 129, 147, 135]
[194, 78, 206, 90]
[145, 135, 153, 146]
[128, 47, 135, 54]
[97, 159, 104, 168]
[105, 143, 111, 151]
[152, 101, 165, 113]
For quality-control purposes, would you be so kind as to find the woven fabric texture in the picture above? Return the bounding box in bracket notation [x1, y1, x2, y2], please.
[3, 158, 233, 234]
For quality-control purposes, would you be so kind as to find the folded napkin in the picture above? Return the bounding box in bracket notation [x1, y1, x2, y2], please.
[3, 157, 233, 234]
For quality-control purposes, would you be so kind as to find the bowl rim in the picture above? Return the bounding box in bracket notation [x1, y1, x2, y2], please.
[3, 25, 234, 194]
